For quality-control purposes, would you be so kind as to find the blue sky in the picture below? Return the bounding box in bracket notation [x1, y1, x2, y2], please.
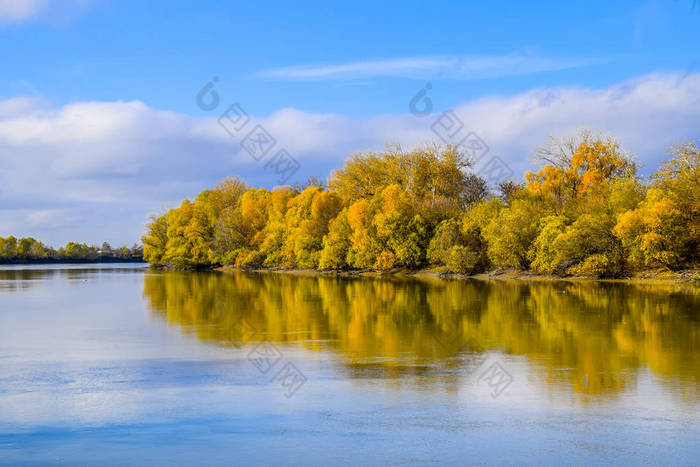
[1, 0, 699, 246]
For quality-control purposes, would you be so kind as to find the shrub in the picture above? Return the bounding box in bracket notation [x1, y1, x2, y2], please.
[446, 246, 479, 274]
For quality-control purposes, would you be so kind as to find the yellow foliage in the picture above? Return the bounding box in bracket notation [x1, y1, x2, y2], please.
[140, 138, 696, 273]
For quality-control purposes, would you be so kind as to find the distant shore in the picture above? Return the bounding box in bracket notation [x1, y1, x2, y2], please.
[0, 257, 145, 265]
[213, 265, 700, 285]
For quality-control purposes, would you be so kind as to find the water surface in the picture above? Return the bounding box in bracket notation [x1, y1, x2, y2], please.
[0, 264, 698, 465]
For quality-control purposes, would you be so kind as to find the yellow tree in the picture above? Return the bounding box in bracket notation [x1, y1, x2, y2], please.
[184, 190, 220, 265]
[163, 200, 195, 267]
[374, 184, 429, 268]
[142, 213, 169, 265]
[614, 143, 699, 269]
[483, 196, 543, 268]
[346, 198, 382, 268]
[524, 133, 641, 275]
[329, 144, 471, 209]
[319, 208, 352, 270]
[257, 188, 294, 267]
[282, 187, 344, 268]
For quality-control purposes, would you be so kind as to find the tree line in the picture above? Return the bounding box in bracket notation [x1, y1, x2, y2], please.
[142, 132, 699, 277]
[0, 237, 144, 262]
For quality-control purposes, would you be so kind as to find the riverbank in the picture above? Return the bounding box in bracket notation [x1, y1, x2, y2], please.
[214, 265, 700, 285]
[0, 257, 145, 265]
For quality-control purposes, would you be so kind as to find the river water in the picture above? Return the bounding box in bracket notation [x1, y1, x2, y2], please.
[0, 264, 698, 465]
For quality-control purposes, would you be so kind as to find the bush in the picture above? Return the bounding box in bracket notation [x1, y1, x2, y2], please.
[427, 218, 463, 265]
[567, 253, 610, 277]
[374, 251, 396, 270]
[446, 246, 479, 274]
[239, 250, 266, 269]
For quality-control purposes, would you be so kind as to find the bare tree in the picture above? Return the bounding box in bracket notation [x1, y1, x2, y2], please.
[498, 179, 521, 202]
[304, 175, 325, 189]
[461, 173, 489, 205]
[531, 128, 597, 169]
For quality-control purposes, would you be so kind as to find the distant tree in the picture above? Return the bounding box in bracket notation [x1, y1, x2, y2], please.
[0, 236, 18, 258]
[305, 175, 325, 189]
[130, 244, 143, 257]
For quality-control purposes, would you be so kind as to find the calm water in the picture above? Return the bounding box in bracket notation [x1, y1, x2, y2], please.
[0, 264, 698, 466]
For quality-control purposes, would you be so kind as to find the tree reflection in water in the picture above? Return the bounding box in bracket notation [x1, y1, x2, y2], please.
[143, 270, 699, 400]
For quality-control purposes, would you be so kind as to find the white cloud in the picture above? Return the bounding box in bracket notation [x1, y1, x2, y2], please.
[0, 72, 698, 246]
[0, 95, 45, 117]
[256, 55, 602, 81]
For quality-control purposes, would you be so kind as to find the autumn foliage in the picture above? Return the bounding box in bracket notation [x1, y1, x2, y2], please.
[142, 138, 699, 277]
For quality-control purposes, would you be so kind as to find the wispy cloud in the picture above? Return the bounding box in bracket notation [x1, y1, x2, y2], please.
[0, 0, 48, 22]
[0, 0, 92, 23]
[256, 55, 602, 81]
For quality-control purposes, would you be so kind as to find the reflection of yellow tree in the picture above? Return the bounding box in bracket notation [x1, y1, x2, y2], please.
[143, 271, 699, 399]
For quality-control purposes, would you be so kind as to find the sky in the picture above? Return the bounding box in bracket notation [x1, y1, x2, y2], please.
[0, 0, 699, 246]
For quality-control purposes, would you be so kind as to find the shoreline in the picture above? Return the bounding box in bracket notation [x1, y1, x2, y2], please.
[213, 265, 700, 285]
[0, 258, 146, 265]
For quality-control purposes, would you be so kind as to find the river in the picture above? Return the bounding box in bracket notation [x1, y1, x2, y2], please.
[0, 264, 698, 465]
